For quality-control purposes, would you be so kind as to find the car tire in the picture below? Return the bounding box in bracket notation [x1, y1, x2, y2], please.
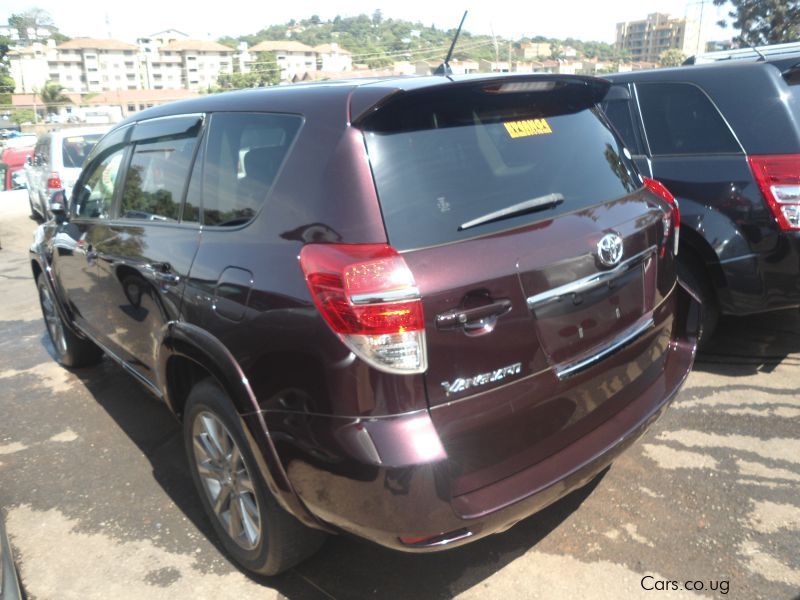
[36, 272, 104, 367]
[184, 378, 326, 575]
[676, 253, 719, 348]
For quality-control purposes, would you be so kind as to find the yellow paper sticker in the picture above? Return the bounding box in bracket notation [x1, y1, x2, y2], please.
[503, 118, 552, 138]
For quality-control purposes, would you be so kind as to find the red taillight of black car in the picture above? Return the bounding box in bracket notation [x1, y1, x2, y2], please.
[299, 243, 427, 374]
[643, 176, 680, 256]
[748, 154, 800, 231]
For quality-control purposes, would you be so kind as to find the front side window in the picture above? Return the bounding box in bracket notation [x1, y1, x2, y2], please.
[201, 112, 302, 226]
[120, 132, 199, 221]
[637, 82, 741, 155]
[72, 148, 125, 219]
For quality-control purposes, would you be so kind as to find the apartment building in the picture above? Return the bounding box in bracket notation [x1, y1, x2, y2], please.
[615, 13, 704, 63]
[144, 39, 234, 91]
[9, 38, 142, 94]
[245, 40, 317, 82]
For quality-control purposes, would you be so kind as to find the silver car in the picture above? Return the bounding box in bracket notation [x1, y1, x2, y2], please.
[26, 126, 108, 219]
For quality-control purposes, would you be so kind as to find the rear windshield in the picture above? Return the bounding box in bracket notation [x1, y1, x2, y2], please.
[362, 85, 639, 250]
[62, 134, 104, 168]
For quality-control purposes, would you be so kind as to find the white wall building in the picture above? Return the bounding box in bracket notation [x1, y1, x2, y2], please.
[9, 38, 142, 93]
[313, 43, 352, 72]
[246, 40, 317, 82]
[144, 39, 234, 91]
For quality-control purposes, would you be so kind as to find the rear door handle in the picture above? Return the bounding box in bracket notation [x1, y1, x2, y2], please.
[145, 263, 181, 285]
[436, 298, 512, 334]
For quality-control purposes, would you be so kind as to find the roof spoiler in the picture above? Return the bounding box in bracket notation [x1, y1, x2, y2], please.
[351, 75, 611, 126]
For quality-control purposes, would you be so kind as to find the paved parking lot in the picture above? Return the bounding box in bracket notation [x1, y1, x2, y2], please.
[1, 189, 798, 599]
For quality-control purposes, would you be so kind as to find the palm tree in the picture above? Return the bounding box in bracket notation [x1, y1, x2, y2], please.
[37, 82, 71, 115]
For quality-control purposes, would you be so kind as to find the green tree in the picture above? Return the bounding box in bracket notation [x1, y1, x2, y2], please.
[658, 48, 686, 67]
[10, 108, 35, 125]
[714, 0, 800, 46]
[37, 82, 71, 114]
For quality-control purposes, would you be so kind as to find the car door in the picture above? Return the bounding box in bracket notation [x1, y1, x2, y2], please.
[89, 113, 204, 387]
[49, 125, 131, 343]
[30, 135, 49, 211]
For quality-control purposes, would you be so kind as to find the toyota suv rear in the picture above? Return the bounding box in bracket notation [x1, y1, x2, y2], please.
[30, 74, 699, 575]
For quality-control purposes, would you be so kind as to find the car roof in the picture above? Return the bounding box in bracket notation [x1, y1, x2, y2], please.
[605, 60, 784, 83]
[114, 73, 607, 128]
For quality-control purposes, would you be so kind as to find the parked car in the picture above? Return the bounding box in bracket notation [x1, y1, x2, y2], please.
[30, 74, 699, 575]
[0, 145, 34, 191]
[603, 58, 800, 344]
[26, 126, 108, 220]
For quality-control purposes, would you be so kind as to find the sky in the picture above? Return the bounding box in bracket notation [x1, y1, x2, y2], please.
[0, 0, 732, 45]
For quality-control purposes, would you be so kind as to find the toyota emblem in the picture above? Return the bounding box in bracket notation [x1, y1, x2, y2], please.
[597, 233, 624, 267]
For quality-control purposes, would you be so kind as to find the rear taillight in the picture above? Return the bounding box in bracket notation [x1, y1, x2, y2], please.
[299, 243, 427, 374]
[47, 172, 62, 189]
[748, 154, 800, 231]
[643, 177, 680, 256]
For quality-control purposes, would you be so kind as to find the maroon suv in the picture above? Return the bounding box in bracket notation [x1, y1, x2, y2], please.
[30, 74, 699, 574]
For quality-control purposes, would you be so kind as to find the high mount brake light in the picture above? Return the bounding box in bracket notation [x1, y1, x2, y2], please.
[643, 177, 680, 256]
[748, 154, 800, 231]
[299, 244, 427, 374]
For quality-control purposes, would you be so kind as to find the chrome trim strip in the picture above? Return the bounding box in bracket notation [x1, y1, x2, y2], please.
[527, 246, 656, 310]
[555, 317, 655, 380]
[350, 287, 420, 305]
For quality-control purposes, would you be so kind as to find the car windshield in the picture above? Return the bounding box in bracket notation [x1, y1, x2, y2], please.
[361, 87, 640, 250]
[62, 134, 104, 168]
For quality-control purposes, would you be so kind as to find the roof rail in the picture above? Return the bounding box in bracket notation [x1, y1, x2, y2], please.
[685, 40, 800, 65]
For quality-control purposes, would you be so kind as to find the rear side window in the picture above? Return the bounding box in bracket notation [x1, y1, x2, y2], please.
[362, 85, 639, 250]
[201, 112, 302, 227]
[120, 127, 200, 221]
[62, 134, 103, 168]
[636, 82, 741, 156]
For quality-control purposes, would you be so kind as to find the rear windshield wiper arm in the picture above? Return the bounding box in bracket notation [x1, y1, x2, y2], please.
[458, 193, 565, 231]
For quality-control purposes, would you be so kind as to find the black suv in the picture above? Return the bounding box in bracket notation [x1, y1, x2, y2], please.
[603, 59, 800, 342]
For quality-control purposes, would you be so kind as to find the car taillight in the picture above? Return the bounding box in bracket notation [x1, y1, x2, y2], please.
[299, 243, 427, 374]
[748, 154, 800, 231]
[643, 177, 680, 256]
[47, 172, 62, 189]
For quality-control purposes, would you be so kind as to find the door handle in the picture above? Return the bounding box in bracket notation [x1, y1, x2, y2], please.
[436, 298, 512, 335]
[145, 263, 181, 285]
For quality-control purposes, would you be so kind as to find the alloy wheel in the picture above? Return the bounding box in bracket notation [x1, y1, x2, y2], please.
[192, 411, 262, 550]
[39, 281, 68, 356]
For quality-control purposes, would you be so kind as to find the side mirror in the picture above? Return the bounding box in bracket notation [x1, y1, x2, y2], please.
[49, 189, 67, 220]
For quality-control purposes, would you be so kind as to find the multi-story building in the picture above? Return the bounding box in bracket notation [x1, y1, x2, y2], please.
[518, 42, 552, 60]
[615, 13, 704, 63]
[245, 40, 317, 82]
[143, 39, 234, 91]
[8, 38, 142, 93]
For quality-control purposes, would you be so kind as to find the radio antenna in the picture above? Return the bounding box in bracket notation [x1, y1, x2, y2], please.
[434, 11, 468, 76]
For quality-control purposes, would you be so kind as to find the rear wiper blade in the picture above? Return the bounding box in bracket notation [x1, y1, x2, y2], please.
[458, 193, 565, 231]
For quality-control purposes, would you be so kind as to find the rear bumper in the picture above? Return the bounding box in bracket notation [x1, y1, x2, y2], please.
[265, 282, 699, 551]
